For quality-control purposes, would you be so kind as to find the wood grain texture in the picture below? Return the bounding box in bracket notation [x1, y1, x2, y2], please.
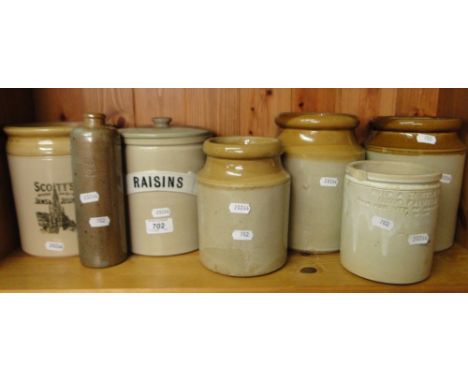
[0, 89, 35, 257]
[395, 88, 439, 116]
[33, 88, 135, 127]
[239, 89, 292, 137]
[134, 88, 186, 126]
[1, 246, 467, 292]
[437, 88, 468, 248]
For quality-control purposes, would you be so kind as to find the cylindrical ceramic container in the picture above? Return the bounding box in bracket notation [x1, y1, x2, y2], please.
[71, 113, 127, 268]
[197, 136, 290, 277]
[120, 117, 212, 256]
[277, 112, 364, 253]
[367, 117, 465, 252]
[4, 123, 79, 257]
[341, 160, 441, 284]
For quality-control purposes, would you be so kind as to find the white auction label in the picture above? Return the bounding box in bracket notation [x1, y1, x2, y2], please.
[127, 170, 197, 195]
[79, 191, 99, 204]
[408, 233, 430, 245]
[416, 133, 437, 145]
[89, 216, 111, 228]
[441, 173, 453, 184]
[371, 216, 394, 231]
[232, 230, 254, 241]
[45, 241, 64, 252]
[146, 218, 174, 234]
[229, 203, 251, 214]
[152, 207, 171, 218]
[320, 177, 339, 187]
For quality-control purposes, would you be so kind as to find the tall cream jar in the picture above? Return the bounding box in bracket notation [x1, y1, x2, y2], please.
[197, 136, 290, 277]
[367, 117, 465, 252]
[120, 117, 212, 256]
[4, 123, 79, 257]
[341, 161, 441, 284]
[277, 112, 364, 253]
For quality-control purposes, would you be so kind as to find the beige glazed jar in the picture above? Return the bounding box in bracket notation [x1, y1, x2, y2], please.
[120, 117, 212, 256]
[277, 112, 364, 253]
[197, 136, 290, 277]
[4, 123, 79, 257]
[367, 117, 465, 252]
[341, 161, 441, 284]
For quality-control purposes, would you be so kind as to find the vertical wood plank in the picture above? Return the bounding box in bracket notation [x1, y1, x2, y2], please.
[33, 89, 135, 127]
[291, 89, 337, 112]
[395, 88, 440, 116]
[239, 88, 292, 137]
[185, 89, 240, 136]
[437, 88, 468, 248]
[133, 88, 186, 126]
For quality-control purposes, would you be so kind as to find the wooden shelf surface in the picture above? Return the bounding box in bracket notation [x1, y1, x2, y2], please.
[1, 244, 468, 292]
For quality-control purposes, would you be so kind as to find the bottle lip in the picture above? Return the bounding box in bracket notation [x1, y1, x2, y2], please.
[203, 136, 283, 159]
[346, 160, 441, 185]
[276, 112, 359, 130]
[371, 116, 462, 132]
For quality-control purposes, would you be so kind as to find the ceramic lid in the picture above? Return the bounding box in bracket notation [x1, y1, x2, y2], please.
[203, 136, 282, 159]
[372, 116, 462, 132]
[347, 160, 441, 184]
[276, 112, 359, 130]
[120, 117, 212, 146]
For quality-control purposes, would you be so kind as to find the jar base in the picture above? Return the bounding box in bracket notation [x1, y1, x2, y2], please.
[200, 257, 287, 278]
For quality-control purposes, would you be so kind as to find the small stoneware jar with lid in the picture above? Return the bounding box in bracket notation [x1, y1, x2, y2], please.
[276, 112, 364, 253]
[197, 136, 290, 277]
[4, 123, 79, 257]
[341, 160, 441, 284]
[120, 117, 212, 256]
[367, 116, 465, 252]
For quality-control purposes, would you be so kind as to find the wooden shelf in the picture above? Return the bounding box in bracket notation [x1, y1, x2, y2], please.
[1, 244, 468, 292]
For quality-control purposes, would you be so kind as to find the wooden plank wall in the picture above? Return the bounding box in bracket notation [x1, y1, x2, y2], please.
[33, 88, 441, 143]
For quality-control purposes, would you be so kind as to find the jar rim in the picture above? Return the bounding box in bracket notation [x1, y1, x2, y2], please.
[276, 112, 359, 130]
[4, 123, 78, 137]
[371, 116, 462, 132]
[347, 160, 441, 184]
[204, 136, 282, 159]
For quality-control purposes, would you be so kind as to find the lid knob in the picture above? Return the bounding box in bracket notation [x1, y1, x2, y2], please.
[152, 117, 172, 128]
[84, 112, 106, 128]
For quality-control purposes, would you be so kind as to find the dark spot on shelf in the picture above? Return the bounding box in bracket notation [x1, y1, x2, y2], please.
[266, 89, 273, 96]
[59, 112, 67, 121]
[300, 251, 311, 256]
[116, 117, 126, 128]
[248, 130, 253, 135]
[251, 107, 255, 112]
[298, 102, 304, 109]
[300, 267, 317, 274]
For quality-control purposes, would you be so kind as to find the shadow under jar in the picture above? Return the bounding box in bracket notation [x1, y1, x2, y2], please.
[197, 136, 290, 277]
[276, 112, 364, 253]
[367, 116, 465, 252]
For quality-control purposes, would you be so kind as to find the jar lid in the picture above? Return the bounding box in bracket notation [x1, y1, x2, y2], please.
[4, 122, 78, 137]
[372, 116, 462, 132]
[203, 136, 282, 159]
[119, 117, 212, 145]
[276, 112, 359, 130]
[347, 160, 441, 184]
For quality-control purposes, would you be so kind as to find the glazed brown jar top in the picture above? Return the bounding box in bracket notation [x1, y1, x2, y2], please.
[276, 112, 359, 130]
[368, 116, 465, 154]
[203, 136, 282, 159]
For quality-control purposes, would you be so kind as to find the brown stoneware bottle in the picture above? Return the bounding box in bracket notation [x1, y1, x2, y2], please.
[71, 113, 128, 268]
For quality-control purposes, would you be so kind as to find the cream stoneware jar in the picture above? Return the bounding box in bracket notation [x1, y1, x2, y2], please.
[120, 117, 212, 256]
[367, 116, 465, 252]
[197, 136, 290, 277]
[340, 160, 441, 284]
[277, 112, 364, 253]
[4, 123, 79, 257]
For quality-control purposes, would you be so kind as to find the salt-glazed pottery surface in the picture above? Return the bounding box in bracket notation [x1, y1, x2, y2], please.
[4, 122, 79, 257]
[119, 117, 212, 256]
[341, 160, 441, 284]
[367, 116, 465, 252]
[197, 136, 290, 277]
[71, 113, 127, 268]
[276, 112, 364, 253]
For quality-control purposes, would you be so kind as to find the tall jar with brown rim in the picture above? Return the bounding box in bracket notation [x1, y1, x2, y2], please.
[276, 112, 364, 253]
[4, 123, 79, 257]
[197, 136, 290, 277]
[367, 117, 466, 252]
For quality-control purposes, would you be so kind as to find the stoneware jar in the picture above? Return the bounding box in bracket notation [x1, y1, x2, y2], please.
[197, 136, 290, 277]
[120, 117, 212, 256]
[341, 160, 441, 284]
[277, 112, 364, 253]
[367, 116, 465, 252]
[4, 123, 79, 257]
[71, 113, 128, 268]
